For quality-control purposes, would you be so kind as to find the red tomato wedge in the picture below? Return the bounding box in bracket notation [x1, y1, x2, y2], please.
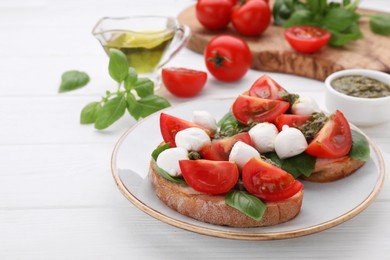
[179, 160, 239, 194]
[242, 158, 303, 202]
[248, 74, 287, 100]
[232, 95, 290, 125]
[160, 113, 212, 147]
[200, 132, 253, 161]
[275, 114, 312, 131]
[305, 110, 352, 158]
[284, 26, 331, 54]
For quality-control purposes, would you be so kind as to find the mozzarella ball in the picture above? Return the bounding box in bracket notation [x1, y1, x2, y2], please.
[229, 141, 260, 170]
[175, 127, 211, 152]
[292, 95, 321, 116]
[274, 125, 308, 159]
[156, 147, 189, 177]
[248, 122, 279, 153]
[193, 110, 218, 131]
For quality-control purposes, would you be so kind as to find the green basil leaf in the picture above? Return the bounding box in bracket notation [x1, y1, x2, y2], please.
[135, 95, 171, 119]
[59, 70, 89, 93]
[94, 95, 127, 130]
[123, 67, 138, 91]
[151, 143, 171, 161]
[225, 190, 266, 221]
[134, 78, 154, 98]
[108, 49, 129, 83]
[349, 129, 370, 161]
[155, 164, 186, 183]
[80, 102, 102, 124]
[327, 23, 362, 46]
[284, 9, 317, 28]
[126, 93, 142, 120]
[323, 8, 360, 32]
[370, 14, 390, 36]
[217, 111, 249, 137]
[265, 152, 316, 178]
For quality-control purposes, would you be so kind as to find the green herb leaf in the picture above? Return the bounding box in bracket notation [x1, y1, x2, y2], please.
[217, 111, 249, 138]
[155, 163, 186, 183]
[349, 129, 370, 161]
[327, 23, 363, 46]
[265, 152, 316, 178]
[59, 70, 89, 93]
[124, 67, 138, 91]
[134, 78, 154, 98]
[323, 8, 360, 32]
[108, 49, 129, 83]
[94, 95, 127, 130]
[151, 143, 171, 161]
[370, 14, 390, 36]
[80, 102, 102, 124]
[225, 190, 266, 221]
[126, 93, 142, 120]
[283, 9, 316, 28]
[135, 95, 171, 119]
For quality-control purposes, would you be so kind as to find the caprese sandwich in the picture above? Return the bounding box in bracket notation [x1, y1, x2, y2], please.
[149, 75, 370, 227]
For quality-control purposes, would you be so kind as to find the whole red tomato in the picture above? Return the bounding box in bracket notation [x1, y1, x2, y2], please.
[162, 68, 207, 98]
[204, 35, 252, 82]
[196, 0, 234, 30]
[231, 0, 271, 36]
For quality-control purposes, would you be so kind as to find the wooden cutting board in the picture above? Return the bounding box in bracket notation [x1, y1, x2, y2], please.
[177, 5, 390, 81]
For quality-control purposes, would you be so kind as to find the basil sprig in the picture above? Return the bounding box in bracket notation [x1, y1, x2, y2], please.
[59, 48, 170, 130]
[273, 0, 390, 46]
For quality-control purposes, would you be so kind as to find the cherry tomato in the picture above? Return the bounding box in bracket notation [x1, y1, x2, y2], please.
[231, 0, 271, 36]
[196, 0, 234, 30]
[200, 132, 253, 161]
[248, 74, 287, 100]
[232, 95, 290, 125]
[284, 26, 331, 53]
[275, 114, 312, 132]
[162, 68, 207, 98]
[179, 160, 239, 194]
[160, 113, 212, 147]
[204, 35, 252, 82]
[242, 157, 303, 202]
[306, 110, 352, 158]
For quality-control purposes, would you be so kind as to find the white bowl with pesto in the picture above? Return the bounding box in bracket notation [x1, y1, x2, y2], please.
[324, 69, 390, 126]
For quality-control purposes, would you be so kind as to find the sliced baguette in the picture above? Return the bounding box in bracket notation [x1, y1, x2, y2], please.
[301, 156, 365, 183]
[149, 160, 303, 228]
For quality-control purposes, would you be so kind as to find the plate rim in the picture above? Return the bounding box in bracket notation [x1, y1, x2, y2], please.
[111, 98, 386, 241]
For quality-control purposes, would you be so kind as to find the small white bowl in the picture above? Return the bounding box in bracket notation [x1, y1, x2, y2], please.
[324, 69, 390, 126]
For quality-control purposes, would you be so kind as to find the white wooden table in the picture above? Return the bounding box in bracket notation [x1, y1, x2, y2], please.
[1, 0, 389, 259]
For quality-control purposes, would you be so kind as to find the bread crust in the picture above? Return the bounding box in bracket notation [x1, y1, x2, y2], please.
[301, 156, 365, 182]
[149, 160, 303, 228]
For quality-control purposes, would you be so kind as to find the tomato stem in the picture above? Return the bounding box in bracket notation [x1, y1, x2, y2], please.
[208, 51, 231, 68]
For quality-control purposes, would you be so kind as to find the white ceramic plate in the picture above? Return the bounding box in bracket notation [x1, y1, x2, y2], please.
[111, 97, 385, 240]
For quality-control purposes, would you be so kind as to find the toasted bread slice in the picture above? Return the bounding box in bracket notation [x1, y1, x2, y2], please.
[301, 156, 365, 182]
[149, 160, 303, 228]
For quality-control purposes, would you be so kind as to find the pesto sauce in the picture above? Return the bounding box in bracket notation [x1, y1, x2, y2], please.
[331, 75, 390, 98]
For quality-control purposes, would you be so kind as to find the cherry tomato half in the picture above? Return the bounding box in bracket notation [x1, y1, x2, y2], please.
[248, 74, 287, 100]
[231, 0, 271, 36]
[204, 35, 252, 82]
[200, 132, 253, 161]
[162, 68, 207, 98]
[180, 160, 239, 194]
[196, 0, 234, 30]
[306, 110, 352, 158]
[232, 95, 290, 125]
[242, 158, 303, 202]
[284, 26, 331, 54]
[275, 114, 312, 132]
[160, 113, 212, 147]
